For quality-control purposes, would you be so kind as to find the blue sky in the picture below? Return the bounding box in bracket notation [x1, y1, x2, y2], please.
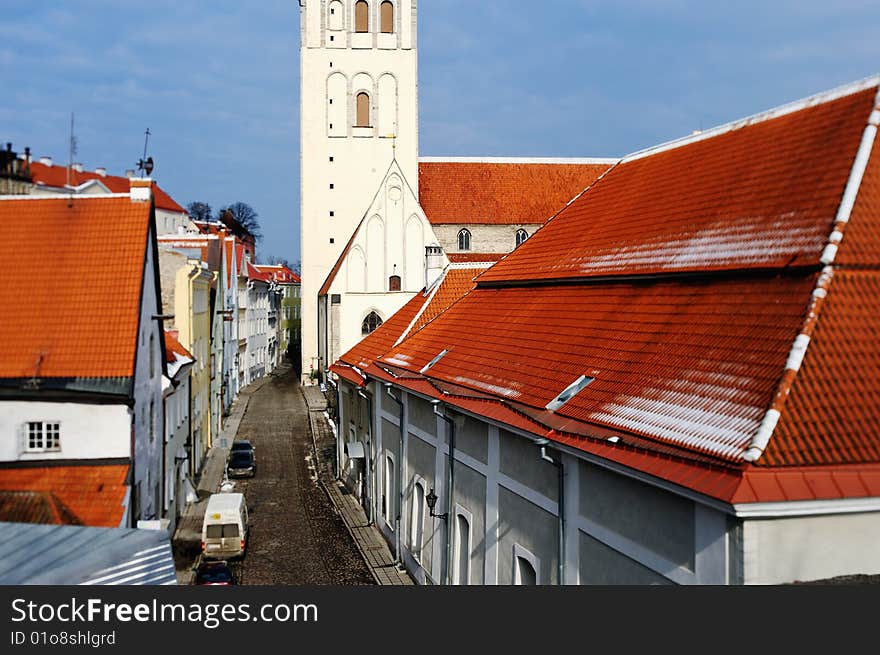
[2, 1, 879, 264]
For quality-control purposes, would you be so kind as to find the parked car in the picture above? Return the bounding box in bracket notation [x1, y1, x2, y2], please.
[230, 440, 255, 456]
[227, 450, 256, 478]
[194, 560, 236, 585]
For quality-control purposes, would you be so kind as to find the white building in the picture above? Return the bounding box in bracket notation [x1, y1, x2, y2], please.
[0, 182, 166, 527]
[162, 330, 195, 532]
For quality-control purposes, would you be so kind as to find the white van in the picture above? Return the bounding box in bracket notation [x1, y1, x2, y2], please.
[201, 493, 249, 560]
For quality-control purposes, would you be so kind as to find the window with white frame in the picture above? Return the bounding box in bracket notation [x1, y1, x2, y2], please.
[24, 421, 61, 453]
[453, 507, 473, 585]
[383, 452, 395, 527]
[513, 544, 540, 585]
[410, 479, 426, 561]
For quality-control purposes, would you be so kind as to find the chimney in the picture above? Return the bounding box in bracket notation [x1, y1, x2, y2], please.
[130, 177, 153, 202]
[71, 162, 83, 173]
[39, 156, 53, 167]
[124, 169, 135, 178]
[425, 245, 445, 288]
[95, 167, 107, 177]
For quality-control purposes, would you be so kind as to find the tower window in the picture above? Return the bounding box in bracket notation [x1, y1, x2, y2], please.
[356, 92, 371, 127]
[355, 1, 369, 33]
[380, 1, 394, 33]
[362, 311, 383, 335]
[516, 229, 528, 247]
[458, 229, 471, 251]
[389, 275, 401, 291]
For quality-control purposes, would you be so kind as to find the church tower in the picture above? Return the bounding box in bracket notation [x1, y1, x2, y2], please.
[299, 0, 419, 381]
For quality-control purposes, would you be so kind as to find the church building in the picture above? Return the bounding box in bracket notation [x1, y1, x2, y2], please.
[298, 1, 613, 381]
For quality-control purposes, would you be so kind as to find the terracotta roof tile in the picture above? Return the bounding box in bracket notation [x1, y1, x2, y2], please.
[447, 252, 506, 263]
[418, 161, 611, 225]
[0, 197, 151, 379]
[28, 162, 185, 213]
[0, 464, 129, 527]
[164, 330, 193, 365]
[0, 490, 82, 525]
[479, 86, 878, 283]
[768, 270, 880, 465]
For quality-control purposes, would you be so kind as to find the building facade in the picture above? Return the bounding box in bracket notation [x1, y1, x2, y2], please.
[299, 0, 420, 382]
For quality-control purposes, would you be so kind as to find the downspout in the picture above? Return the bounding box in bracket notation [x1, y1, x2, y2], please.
[358, 388, 375, 524]
[432, 400, 456, 585]
[384, 383, 404, 566]
[535, 438, 564, 585]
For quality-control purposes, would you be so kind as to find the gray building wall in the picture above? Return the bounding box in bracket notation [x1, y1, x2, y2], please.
[432, 224, 539, 255]
[497, 487, 559, 585]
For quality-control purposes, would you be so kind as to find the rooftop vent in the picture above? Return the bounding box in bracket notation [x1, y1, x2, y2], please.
[39, 156, 53, 166]
[546, 375, 595, 412]
[95, 167, 107, 177]
[420, 349, 449, 374]
[71, 162, 83, 172]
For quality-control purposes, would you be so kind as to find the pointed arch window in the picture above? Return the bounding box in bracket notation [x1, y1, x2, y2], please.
[515, 229, 528, 247]
[458, 229, 471, 251]
[355, 1, 369, 33]
[356, 92, 371, 127]
[380, 1, 394, 33]
[362, 311, 383, 335]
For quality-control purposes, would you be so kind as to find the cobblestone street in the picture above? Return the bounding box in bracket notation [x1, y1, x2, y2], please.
[217, 364, 374, 585]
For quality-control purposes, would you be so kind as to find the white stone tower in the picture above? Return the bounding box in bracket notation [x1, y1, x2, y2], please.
[299, 0, 419, 381]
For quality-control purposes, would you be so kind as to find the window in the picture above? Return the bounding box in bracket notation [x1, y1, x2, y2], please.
[513, 544, 540, 585]
[149, 401, 155, 441]
[380, 1, 394, 33]
[453, 509, 472, 585]
[383, 453, 395, 526]
[356, 92, 371, 127]
[362, 311, 383, 335]
[458, 229, 471, 251]
[355, 1, 369, 32]
[149, 333, 155, 378]
[24, 421, 60, 452]
[388, 275, 401, 291]
[410, 480, 425, 560]
[516, 229, 528, 247]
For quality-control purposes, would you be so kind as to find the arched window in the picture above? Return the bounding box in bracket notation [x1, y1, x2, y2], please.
[328, 1, 344, 30]
[362, 311, 383, 335]
[355, 1, 369, 33]
[356, 92, 371, 127]
[388, 275, 401, 291]
[410, 481, 425, 560]
[458, 229, 471, 251]
[380, 1, 394, 33]
[453, 510, 472, 585]
[515, 229, 528, 247]
[513, 544, 540, 585]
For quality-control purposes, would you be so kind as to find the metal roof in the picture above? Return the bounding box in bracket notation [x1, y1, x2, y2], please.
[0, 522, 177, 585]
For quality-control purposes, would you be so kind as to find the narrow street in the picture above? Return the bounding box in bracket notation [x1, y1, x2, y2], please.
[222, 363, 374, 585]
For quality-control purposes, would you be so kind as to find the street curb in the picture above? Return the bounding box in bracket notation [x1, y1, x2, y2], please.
[302, 387, 382, 586]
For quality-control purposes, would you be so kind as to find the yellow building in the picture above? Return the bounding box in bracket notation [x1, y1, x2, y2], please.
[159, 248, 216, 475]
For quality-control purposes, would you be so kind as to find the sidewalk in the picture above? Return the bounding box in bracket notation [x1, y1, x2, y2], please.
[304, 384, 414, 586]
[172, 372, 273, 583]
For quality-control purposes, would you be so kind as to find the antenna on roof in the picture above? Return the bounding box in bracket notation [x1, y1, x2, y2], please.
[137, 128, 154, 176]
[66, 112, 78, 188]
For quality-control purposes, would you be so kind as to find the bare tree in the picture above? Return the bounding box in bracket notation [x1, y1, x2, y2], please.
[219, 202, 262, 241]
[186, 201, 213, 222]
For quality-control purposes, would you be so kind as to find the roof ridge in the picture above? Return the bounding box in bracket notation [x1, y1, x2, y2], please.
[419, 156, 618, 165]
[624, 75, 880, 164]
[0, 193, 133, 201]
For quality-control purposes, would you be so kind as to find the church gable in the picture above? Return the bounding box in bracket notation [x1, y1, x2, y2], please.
[326, 159, 444, 297]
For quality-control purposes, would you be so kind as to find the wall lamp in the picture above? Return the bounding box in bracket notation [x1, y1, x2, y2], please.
[425, 488, 448, 521]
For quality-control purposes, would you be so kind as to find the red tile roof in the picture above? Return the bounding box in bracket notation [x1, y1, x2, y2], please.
[246, 262, 272, 283]
[0, 490, 82, 525]
[406, 266, 488, 337]
[358, 79, 880, 502]
[0, 196, 151, 379]
[447, 252, 506, 264]
[381, 274, 818, 462]
[0, 464, 129, 527]
[28, 162, 186, 213]
[164, 330, 194, 365]
[418, 160, 612, 225]
[253, 264, 301, 284]
[478, 87, 878, 284]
